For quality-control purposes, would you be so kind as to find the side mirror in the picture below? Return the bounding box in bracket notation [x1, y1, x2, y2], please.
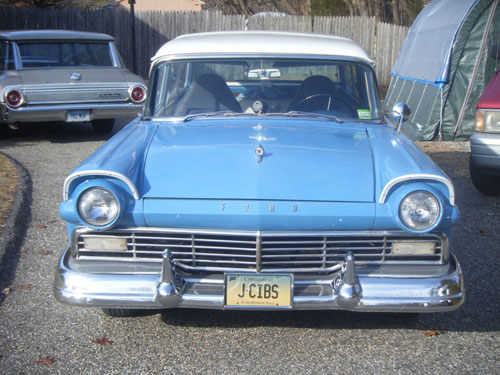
[391, 103, 411, 133]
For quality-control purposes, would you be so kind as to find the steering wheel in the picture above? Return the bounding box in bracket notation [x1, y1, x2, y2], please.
[293, 94, 335, 112]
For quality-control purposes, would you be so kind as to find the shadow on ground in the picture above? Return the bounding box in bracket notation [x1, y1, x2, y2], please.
[0, 119, 131, 144]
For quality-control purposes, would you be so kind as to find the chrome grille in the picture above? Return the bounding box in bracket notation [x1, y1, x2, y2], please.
[74, 228, 445, 274]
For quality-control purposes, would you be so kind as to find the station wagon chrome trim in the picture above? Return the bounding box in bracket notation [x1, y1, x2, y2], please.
[6, 103, 143, 112]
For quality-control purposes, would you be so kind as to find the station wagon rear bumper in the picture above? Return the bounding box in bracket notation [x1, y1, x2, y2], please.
[54, 247, 464, 313]
[1, 103, 143, 123]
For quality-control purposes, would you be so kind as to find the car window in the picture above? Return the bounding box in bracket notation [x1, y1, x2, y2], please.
[0, 42, 15, 70]
[145, 58, 382, 121]
[17, 41, 114, 68]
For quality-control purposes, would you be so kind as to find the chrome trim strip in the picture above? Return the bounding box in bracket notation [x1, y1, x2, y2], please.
[379, 174, 455, 206]
[7, 83, 136, 90]
[7, 103, 142, 112]
[256, 230, 262, 272]
[64, 170, 139, 201]
[12, 42, 21, 70]
[28, 100, 124, 105]
[109, 41, 121, 68]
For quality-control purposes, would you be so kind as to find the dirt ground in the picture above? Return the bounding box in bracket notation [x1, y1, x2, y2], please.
[0, 153, 18, 230]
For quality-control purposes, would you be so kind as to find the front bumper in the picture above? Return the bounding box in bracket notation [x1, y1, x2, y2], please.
[54, 247, 465, 313]
[470, 132, 500, 170]
[1, 103, 143, 123]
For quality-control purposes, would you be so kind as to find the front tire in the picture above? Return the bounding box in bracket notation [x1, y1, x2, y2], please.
[91, 119, 114, 135]
[469, 157, 500, 195]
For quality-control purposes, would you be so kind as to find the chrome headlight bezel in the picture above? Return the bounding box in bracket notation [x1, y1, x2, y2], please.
[78, 187, 120, 227]
[399, 190, 441, 232]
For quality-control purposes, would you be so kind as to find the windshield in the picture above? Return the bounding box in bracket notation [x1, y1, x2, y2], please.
[17, 41, 114, 68]
[145, 58, 382, 121]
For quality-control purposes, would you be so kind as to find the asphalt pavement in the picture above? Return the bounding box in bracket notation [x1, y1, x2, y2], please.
[0, 120, 498, 374]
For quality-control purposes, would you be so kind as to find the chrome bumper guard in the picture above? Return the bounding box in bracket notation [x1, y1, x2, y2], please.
[54, 247, 464, 312]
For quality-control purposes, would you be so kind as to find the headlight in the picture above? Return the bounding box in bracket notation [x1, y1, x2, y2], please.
[399, 191, 440, 231]
[78, 187, 119, 227]
[476, 110, 500, 132]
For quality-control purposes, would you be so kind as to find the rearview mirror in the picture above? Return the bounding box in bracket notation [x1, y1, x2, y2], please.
[247, 68, 281, 80]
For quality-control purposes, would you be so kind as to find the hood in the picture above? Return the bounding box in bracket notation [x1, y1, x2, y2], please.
[143, 119, 375, 202]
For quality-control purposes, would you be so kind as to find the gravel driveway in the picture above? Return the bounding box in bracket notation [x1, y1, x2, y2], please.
[0, 120, 499, 374]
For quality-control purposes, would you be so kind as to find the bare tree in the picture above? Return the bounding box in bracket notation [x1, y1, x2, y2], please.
[353, 0, 369, 16]
[371, 0, 384, 22]
[391, 0, 401, 24]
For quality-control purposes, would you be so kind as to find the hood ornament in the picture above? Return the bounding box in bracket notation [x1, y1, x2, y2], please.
[70, 72, 81, 81]
[255, 145, 265, 163]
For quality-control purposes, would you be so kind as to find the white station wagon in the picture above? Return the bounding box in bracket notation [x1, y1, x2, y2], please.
[0, 30, 146, 135]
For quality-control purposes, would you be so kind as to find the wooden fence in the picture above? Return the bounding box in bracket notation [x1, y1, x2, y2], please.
[0, 8, 408, 85]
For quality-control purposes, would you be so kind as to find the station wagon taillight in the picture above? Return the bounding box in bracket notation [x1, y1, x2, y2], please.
[5, 90, 24, 107]
[129, 86, 146, 103]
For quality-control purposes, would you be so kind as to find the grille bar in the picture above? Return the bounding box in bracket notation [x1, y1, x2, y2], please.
[74, 227, 447, 274]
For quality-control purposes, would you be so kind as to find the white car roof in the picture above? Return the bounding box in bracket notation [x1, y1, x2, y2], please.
[152, 31, 373, 63]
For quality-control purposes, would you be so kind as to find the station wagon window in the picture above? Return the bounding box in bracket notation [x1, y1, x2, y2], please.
[0, 42, 14, 70]
[145, 58, 381, 121]
[17, 41, 114, 68]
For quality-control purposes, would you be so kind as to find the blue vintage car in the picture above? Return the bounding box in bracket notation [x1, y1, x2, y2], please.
[54, 31, 464, 316]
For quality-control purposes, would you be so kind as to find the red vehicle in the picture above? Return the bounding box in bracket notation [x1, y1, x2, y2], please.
[470, 70, 500, 195]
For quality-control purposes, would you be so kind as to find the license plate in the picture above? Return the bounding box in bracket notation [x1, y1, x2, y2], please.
[66, 110, 90, 122]
[225, 274, 292, 308]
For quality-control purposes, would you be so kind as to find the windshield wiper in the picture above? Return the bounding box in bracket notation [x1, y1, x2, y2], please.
[183, 110, 343, 123]
[265, 111, 343, 123]
[183, 111, 246, 122]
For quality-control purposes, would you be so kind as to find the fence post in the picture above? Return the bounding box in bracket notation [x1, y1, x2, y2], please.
[129, 0, 137, 74]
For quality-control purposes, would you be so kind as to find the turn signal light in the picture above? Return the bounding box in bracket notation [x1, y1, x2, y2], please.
[5, 90, 24, 107]
[475, 111, 485, 132]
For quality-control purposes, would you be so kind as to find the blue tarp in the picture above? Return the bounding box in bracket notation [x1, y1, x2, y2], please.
[391, 0, 478, 87]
